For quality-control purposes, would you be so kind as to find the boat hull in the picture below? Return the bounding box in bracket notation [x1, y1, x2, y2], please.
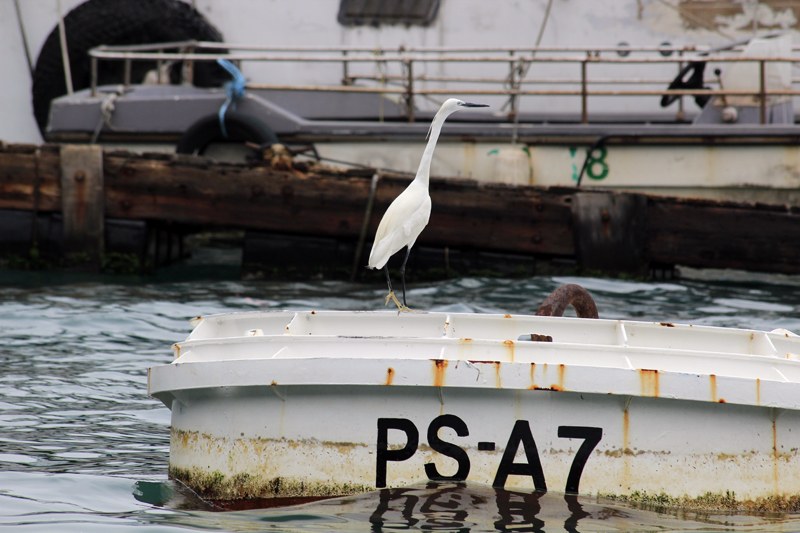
[161, 366, 800, 501]
[149, 310, 800, 501]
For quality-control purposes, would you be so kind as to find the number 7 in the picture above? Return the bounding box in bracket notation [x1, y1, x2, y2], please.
[558, 426, 603, 494]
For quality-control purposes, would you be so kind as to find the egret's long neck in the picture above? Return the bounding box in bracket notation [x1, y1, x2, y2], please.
[414, 111, 449, 187]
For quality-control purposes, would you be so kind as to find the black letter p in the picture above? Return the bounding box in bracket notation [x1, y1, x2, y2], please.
[376, 418, 419, 488]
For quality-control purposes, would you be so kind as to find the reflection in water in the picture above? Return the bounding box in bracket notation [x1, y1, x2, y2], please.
[129, 480, 800, 533]
[493, 488, 544, 533]
[368, 484, 589, 533]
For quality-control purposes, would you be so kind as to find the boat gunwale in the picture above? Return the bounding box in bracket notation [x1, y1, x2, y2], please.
[148, 355, 800, 410]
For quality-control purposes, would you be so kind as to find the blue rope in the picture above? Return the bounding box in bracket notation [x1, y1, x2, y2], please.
[216, 58, 246, 138]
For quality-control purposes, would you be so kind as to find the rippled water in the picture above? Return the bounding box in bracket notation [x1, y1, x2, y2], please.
[2, 252, 800, 532]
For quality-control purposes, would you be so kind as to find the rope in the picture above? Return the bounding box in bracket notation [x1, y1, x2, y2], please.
[56, 0, 73, 94]
[351, 173, 381, 281]
[13, 0, 33, 78]
[90, 87, 130, 144]
[216, 58, 247, 138]
[31, 148, 40, 248]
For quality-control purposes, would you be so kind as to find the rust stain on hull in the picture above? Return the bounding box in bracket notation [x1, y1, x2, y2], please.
[757, 378, 761, 406]
[639, 369, 659, 397]
[710, 374, 717, 402]
[773, 420, 779, 494]
[432, 359, 448, 387]
[622, 408, 631, 484]
[503, 340, 514, 362]
[385, 367, 395, 386]
[529, 363, 536, 390]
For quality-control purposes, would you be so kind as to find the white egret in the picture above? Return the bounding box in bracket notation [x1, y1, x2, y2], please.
[368, 98, 489, 312]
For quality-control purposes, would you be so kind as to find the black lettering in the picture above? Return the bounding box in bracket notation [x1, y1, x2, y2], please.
[557, 426, 603, 494]
[369, 487, 420, 531]
[424, 414, 470, 482]
[492, 420, 547, 492]
[376, 418, 419, 488]
[493, 488, 545, 533]
[563, 494, 590, 533]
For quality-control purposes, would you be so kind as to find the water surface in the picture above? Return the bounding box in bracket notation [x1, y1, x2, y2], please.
[1, 260, 800, 532]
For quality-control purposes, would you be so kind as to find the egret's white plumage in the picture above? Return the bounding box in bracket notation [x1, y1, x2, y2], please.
[368, 98, 488, 311]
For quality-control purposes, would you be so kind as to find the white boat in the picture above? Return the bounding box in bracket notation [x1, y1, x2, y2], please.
[148, 292, 800, 503]
[6, 1, 800, 205]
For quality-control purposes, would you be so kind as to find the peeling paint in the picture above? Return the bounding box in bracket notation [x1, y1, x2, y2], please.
[677, 0, 800, 32]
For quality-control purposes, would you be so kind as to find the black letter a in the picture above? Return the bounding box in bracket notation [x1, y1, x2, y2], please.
[492, 420, 547, 492]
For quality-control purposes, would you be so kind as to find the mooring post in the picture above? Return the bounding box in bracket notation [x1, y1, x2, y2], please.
[60, 144, 104, 266]
[571, 191, 648, 275]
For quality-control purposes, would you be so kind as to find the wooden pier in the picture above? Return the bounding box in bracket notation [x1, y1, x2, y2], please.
[1, 142, 799, 277]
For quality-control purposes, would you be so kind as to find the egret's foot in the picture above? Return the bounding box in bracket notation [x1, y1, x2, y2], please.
[384, 291, 403, 311]
[384, 292, 423, 313]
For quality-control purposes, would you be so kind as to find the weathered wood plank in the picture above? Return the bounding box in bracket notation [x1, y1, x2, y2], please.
[648, 199, 800, 274]
[101, 154, 575, 256]
[0, 145, 60, 211]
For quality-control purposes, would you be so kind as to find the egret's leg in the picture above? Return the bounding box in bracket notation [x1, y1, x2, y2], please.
[400, 247, 412, 308]
[397, 247, 421, 313]
[383, 265, 403, 310]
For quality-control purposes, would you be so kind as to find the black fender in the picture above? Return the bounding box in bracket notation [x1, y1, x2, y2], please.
[32, 0, 227, 134]
[175, 112, 280, 156]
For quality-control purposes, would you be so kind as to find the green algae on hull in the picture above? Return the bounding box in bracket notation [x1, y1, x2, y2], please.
[599, 489, 800, 513]
[169, 466, 373, 500]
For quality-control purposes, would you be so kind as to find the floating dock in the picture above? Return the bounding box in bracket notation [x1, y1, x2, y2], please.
[1, 142, 799, 276]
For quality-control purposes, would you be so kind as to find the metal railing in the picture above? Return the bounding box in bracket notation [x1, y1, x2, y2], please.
[89, 40, 800, 125]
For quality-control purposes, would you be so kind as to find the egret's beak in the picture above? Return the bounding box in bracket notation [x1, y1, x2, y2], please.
[459, 102, 490, 107]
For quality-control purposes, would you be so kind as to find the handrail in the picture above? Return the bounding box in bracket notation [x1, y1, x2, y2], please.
[91, 40, 800, 54]
[88, 42, 799, 125]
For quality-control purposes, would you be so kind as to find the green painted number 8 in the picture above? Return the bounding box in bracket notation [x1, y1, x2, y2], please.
[586, 146, 609, 180]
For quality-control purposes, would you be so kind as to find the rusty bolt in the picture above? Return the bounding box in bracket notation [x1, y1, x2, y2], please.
[73, 170, 86, 182]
